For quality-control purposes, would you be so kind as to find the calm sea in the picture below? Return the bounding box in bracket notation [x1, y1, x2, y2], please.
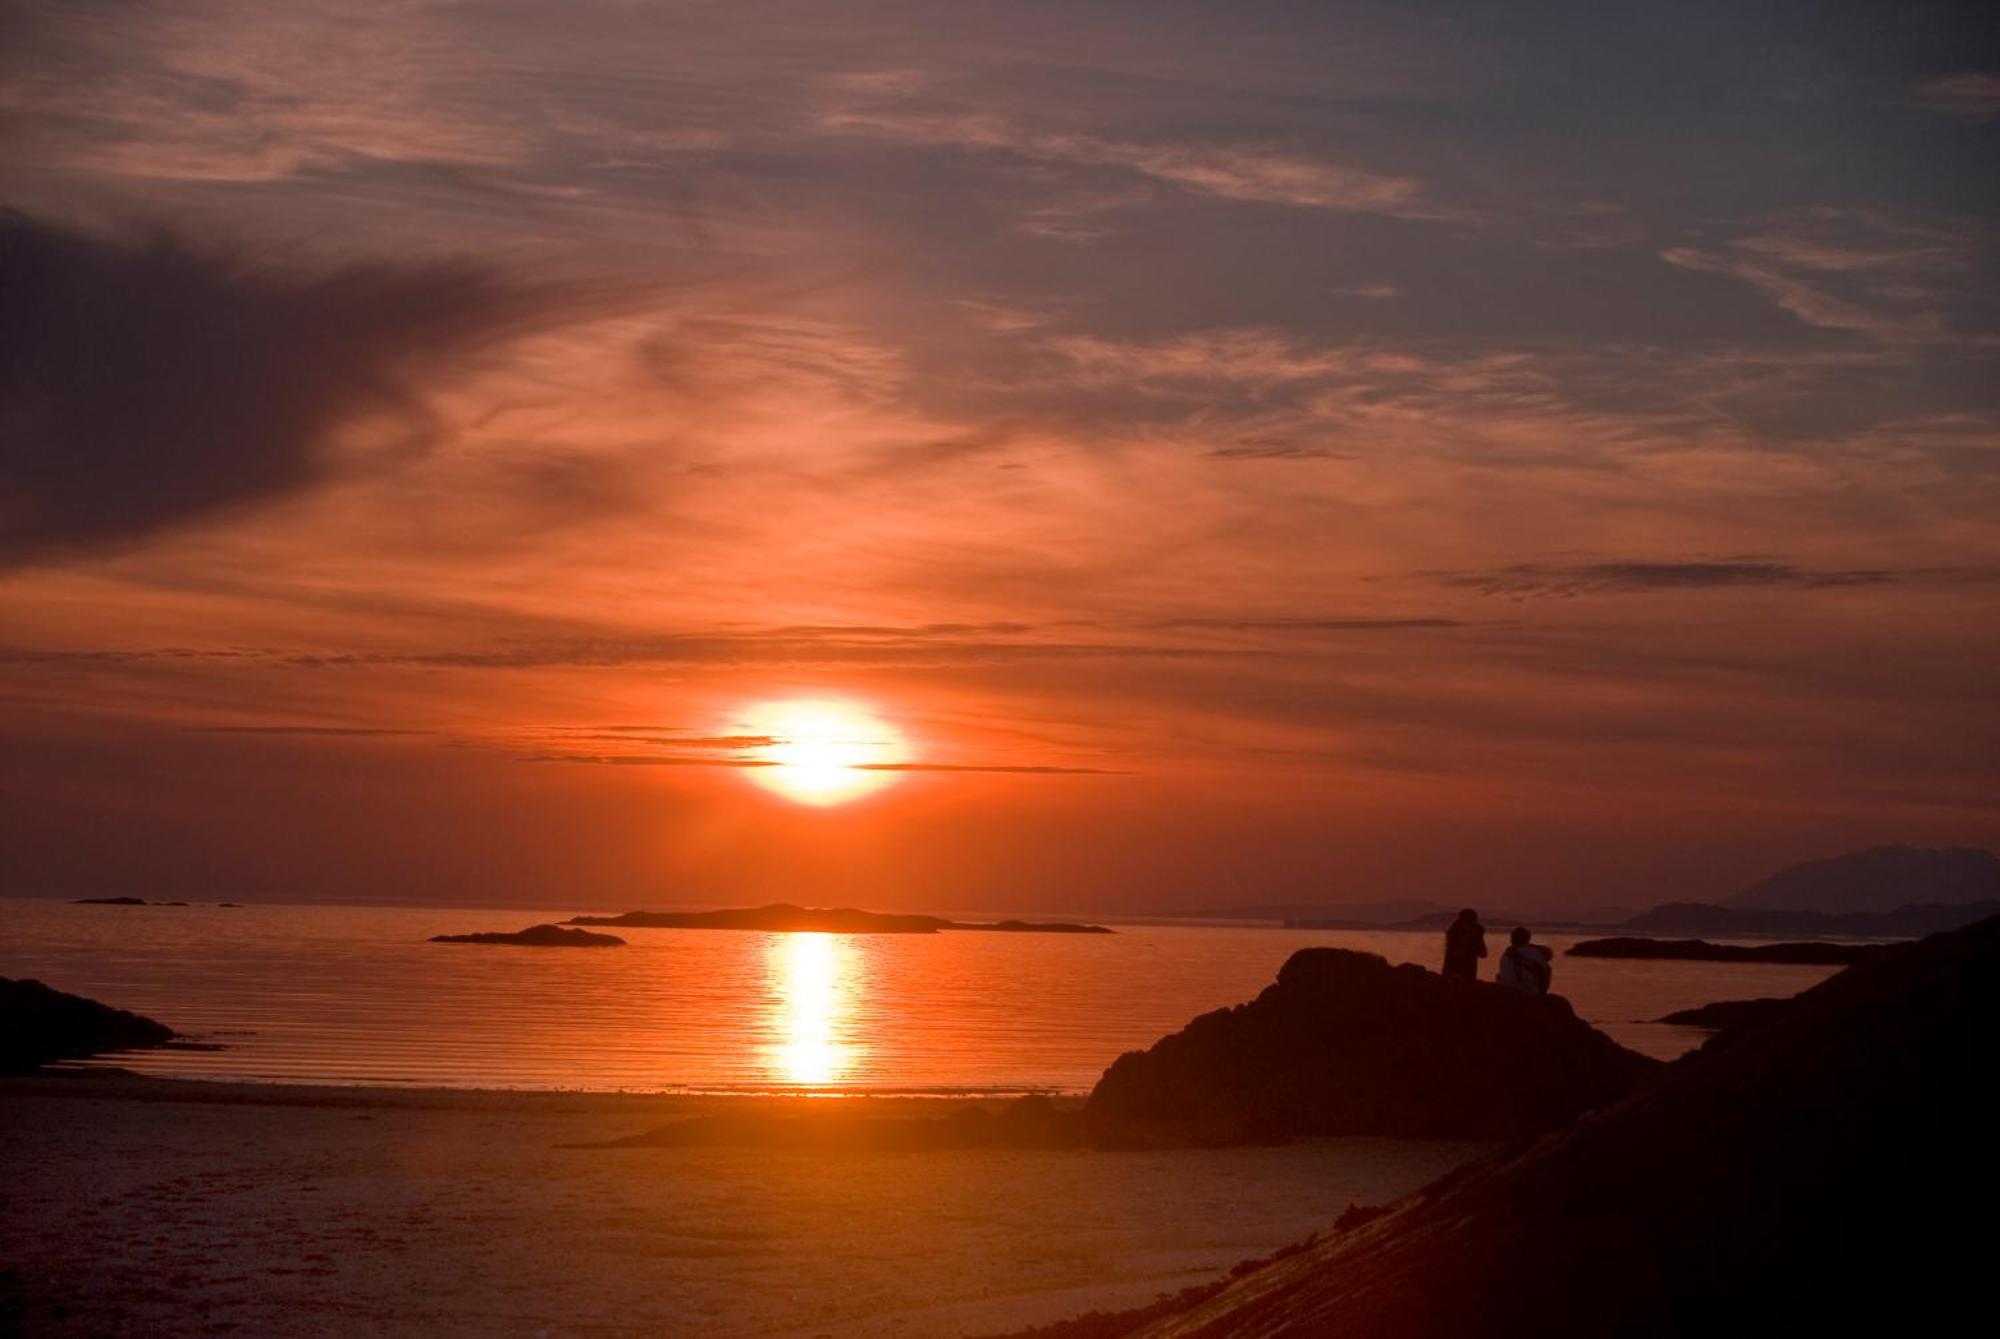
[0, 899, 1840, 1093]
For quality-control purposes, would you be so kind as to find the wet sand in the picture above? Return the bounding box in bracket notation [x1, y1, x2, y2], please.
[1, 1073, 1486, 1336]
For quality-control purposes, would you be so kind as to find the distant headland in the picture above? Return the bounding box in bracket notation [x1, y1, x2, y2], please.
[564, 903, 1113, 935]
[71, 897, 244, 908]
[429, 924, 626, 947]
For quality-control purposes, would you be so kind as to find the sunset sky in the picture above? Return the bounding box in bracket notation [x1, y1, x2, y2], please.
[3, 1, 1996, 912]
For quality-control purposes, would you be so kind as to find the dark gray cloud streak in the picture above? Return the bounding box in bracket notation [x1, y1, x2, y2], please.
[0, 210, 543, 568]
[526, 752, 1114, 775]
[182, 725, 429, 736]
[1432, 560, 1928, 598]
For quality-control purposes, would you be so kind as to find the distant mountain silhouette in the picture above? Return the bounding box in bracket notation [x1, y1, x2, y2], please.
[564, 903, 1111, 934]
[1167, 899, 1458, 925]
[1175, 900, 1635, 929]
[1726, 844, 1999, 913]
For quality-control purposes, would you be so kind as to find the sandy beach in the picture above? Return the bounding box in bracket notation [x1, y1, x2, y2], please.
[0, 1073, 1487, 1337]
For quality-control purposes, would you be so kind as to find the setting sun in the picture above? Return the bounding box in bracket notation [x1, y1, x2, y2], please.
[740, 700, 909, 806]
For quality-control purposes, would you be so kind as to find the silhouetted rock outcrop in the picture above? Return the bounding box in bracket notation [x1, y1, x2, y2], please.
[1083, 949, 1656, 1147]
[1, 977, 175, 1072]
[1040, 915, 2000, 1338]
[1569, 936, 1880, 964]
[1727, 843, 2000, 913]
[430, 924, 625, 947]
[565, 903, 1111, 934]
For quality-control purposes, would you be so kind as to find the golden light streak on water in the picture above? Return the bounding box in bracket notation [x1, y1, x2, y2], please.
[767, 931, 858, 1085]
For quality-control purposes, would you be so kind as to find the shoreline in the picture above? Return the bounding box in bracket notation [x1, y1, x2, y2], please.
[28, 1065, 1082, 1105]
[5, 1066, 1074, 1114]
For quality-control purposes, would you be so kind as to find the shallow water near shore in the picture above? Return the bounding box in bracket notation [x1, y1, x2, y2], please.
[0, 1078, 1492, 1337]
[1, 898, 1841, 1091]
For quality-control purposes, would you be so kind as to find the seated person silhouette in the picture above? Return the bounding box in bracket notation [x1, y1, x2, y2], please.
[1496, 926, 1553, 996]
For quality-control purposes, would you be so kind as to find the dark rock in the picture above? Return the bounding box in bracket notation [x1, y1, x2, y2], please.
[1569, 936, 1880, 964]
[1081, 914, 2000, 1337]
[1655, 997, 1791, 1030]
[1, 977, 175, 1072]
[564, 903, 1110, 934]
[71, 896, 149, 905]
[429, 924, 625, 947]
[1082, 948, 1656, 1147]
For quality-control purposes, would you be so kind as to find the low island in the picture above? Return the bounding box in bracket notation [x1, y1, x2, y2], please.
[429, 924, 626, 947]
[564, 903, 1112, 935]
[1567, 937, 1881, 965]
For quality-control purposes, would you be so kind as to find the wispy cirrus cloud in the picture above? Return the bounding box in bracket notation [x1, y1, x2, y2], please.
[1917, 72, 2000, 122]
[1659, 208, 1985, 346]
[818, 90, 1427, 218]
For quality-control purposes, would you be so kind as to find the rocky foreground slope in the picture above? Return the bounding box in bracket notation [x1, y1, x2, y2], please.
[1082, 914, 2000, 1337]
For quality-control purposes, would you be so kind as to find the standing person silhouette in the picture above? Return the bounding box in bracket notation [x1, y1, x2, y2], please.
[1442, 908, 1487, 980]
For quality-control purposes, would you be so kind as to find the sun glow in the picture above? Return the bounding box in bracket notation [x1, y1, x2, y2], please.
[767, 932, 857, 1086]
[741, 699, 909, 806]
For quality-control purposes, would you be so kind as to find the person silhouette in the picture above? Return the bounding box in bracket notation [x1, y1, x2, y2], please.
[1442, 908, 1487, 980]
[1496, 926, 1553, 996]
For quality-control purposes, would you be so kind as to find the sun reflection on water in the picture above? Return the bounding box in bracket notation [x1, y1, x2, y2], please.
[766, 932, 859, 1086]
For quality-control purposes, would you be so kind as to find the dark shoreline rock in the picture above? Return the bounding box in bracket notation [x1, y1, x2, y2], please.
[71, 897, 191, 906]
[1569, 936, 1881, 964]
[2, 978, 176, 1072]
[1656, 997, 1792, 1030]
[1083, 948, 1656, 1147]
[1024, 915, 2000, 1337]
[429, 924, 626, 947]
[564, 903, 1111, 935]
